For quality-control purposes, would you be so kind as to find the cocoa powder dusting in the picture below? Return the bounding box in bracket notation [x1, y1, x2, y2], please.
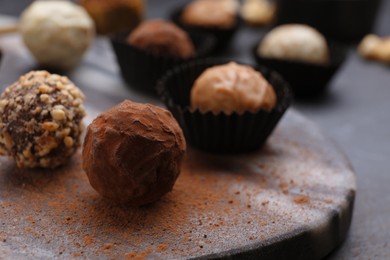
[82, 101, 186, 206]
[0, 118, 355, 259]
[293, 195, 310, 204]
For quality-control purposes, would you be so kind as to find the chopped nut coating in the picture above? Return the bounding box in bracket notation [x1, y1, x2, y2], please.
[0, 71, 86, 168]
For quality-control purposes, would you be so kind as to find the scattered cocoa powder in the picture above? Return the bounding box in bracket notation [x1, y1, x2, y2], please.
[293, 195, 310, 204]
[103, 243, 113, 250]
[125, 250, 151, 260]
[0, 129, 353, 259]
[83, 235, 94, 246]
[157, 243, 168, 251]
[279, 181, 288, 189]
[1, 149, 283, 258]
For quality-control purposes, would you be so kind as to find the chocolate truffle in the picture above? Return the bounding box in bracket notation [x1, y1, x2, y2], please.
[0, 71, 86, 168]
[181, 0, 239, 29]
[127, 20, 195, 59]
[191, 62, 277, 115]
[82, 100, 186, 206]
[81, 0, 144, 35]
[20, 0, 95, 69]
[258, 24, 329, 65]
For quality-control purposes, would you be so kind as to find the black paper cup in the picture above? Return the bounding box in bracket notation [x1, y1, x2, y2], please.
[170, 7, 239, 53]
[110, 30, 216, 95]
[157, 59, 292, 154]
[253, 40, 348, 98]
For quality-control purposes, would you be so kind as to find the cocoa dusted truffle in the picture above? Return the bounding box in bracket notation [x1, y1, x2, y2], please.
[0, 71, 86, 168]
[127, 20, 195, 58]
[191, 62, 277, 115]
[82, 100, 186, 206]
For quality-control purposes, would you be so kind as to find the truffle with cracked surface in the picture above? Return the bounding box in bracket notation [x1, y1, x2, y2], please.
[0, 71, 86, 168]
[191, 62, 277, 115]
[82, 100, 186, 206]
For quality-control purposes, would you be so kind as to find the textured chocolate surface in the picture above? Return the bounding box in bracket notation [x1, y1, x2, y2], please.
[82, 100, 186, 205]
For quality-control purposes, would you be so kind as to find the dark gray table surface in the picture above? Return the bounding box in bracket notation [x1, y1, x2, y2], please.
[0, 0, 389, 259]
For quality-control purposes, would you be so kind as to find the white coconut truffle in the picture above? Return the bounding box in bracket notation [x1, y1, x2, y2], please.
[20, 0, 95, 70]
[258, 24, 329, 65]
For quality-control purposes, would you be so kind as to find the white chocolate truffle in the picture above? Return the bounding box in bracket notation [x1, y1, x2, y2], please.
[20, 0, 95, 70]
[191, 62, 277, 115]
[258, 24, 329, 64]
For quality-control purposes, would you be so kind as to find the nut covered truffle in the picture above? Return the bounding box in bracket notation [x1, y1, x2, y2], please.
[127, 20, 195, 58]
[258, 24, 329, 65]
[191, 62, 277, 115]
[20, 0, 95, 69]
[0, 71, 86, 168]
[82, 100, 186, 206]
